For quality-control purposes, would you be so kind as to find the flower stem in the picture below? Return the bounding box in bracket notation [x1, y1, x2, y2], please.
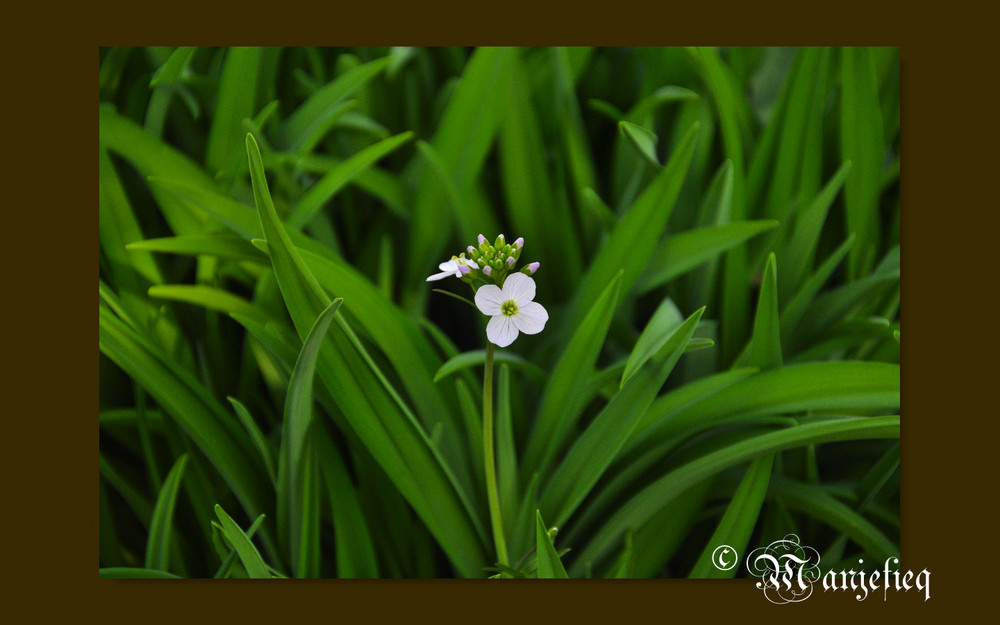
[483, 342, 509, 571]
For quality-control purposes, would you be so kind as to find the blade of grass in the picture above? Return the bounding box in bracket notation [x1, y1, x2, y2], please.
[276, 56, 391, 152]
[207, 47, 262, 177]
[748, 253, 782, 370]
[535, 511, 569, 578]
[278, 298, 342, 578]
[522, 271, 623, 477]
[433, 350, 546, 387]
[575, 415, 899, 570]
[637, 220, 778, 293]
[565, 122, 698, 334]
[214, 505, 271, 579]
[144, 454, 189, 572]
[287, 131, 415, 229]
[247, 133, 488, 576]
[689, 454, 774, 578]
[840, 47, 885, 279]
[541, 307, 705, 526]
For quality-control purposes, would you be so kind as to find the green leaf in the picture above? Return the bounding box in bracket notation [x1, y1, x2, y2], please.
[99, 145, 164, 286]
[542, 307, 705, 526]
[565, 122, 699, 334]
[649, 361, 899, 439]
[277, 56, 391, 152]
[620, 298, 683, 388]
[99, 306, 273, 540]
[780, 233, 855, 345]
[287, 131, 415, 229]
[247, 133, 488, 577]
[773, 479, 898, 561]
[620, 121, 660, 167]
[637, 220, 778, 292]
[840, 47, 886, 278]
[499, 51, 582, 298]
[693, 47, 750, 364]
[575, 415, 899, 569]
[495, 365, 519, 540]
[214, 505, 271, 579]
[207, 47, 262, 177]
[99, 106, 210, 235]
[128, 234, 266, 263]
[606, 531, 635, 578]
[144, 454, 189, 572]
[535, 511, 569, 578]
[404, 47, 516, 303]
[227, 398, 277, 486]
[523, 271, 623, 477]
[99, 567, 182, 579]
[749, 253, 782, 370]
[313, 423, 380, 578]
[689, 454, 774, 578]
[214, 514, 267, 579]
[781, 160, 853, 301]
[278, 298, 342, 578]
[148, 285, 268, 325]
[433, 350, 546, 387]
[145, 46, 197, 137]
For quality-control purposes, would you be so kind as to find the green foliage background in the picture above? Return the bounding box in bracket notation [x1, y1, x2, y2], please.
[99, 46, 900, 578]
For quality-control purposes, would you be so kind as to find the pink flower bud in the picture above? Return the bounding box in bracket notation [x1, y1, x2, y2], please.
[514, 237, 524, 249]
[478, 234, 487, 245]
[483, 265, 492, 276]
[467, 246, 476, 255]
[458, 264, 471, 275]
[527, 262, 540, 275]
[507, 256, 516, 268]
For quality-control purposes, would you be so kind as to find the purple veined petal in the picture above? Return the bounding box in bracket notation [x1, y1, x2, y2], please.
[512, 301, 548, 335]
[474, 284, 505, 315]
[501, 271, 536, 305]
[487, 314, 519, 347]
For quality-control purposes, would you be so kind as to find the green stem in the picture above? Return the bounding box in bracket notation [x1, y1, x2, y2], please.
[483, 341, 509, 571]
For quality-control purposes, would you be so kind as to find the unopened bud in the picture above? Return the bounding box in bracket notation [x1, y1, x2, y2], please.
[507, 256, 516, 268]
[483, 265, 492, 276]
[495, 234, 505, 248]
[457, 264, 472, 275]
[527, 261, 540, 275]
[514, 237, 524, 250]
[478, 234, 487, 245]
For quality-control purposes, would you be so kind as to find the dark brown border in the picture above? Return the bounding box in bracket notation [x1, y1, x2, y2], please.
[10, 0, 991, 620]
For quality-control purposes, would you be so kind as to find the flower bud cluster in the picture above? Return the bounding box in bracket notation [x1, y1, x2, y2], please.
[464, 234, 538, 286]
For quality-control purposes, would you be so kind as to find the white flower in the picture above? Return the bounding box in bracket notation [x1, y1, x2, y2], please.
[426, 256, 478, 281]
[474, 273, 548, 347]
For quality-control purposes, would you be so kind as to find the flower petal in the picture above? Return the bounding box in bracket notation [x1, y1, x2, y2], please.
[501, 272, 535, 305]
[512, 301, 548, 335]
[439, 260, 458, 272]
[426, 270, 453, 282]
[487, 314, 519, 347]
[475, 284, 505, 315]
